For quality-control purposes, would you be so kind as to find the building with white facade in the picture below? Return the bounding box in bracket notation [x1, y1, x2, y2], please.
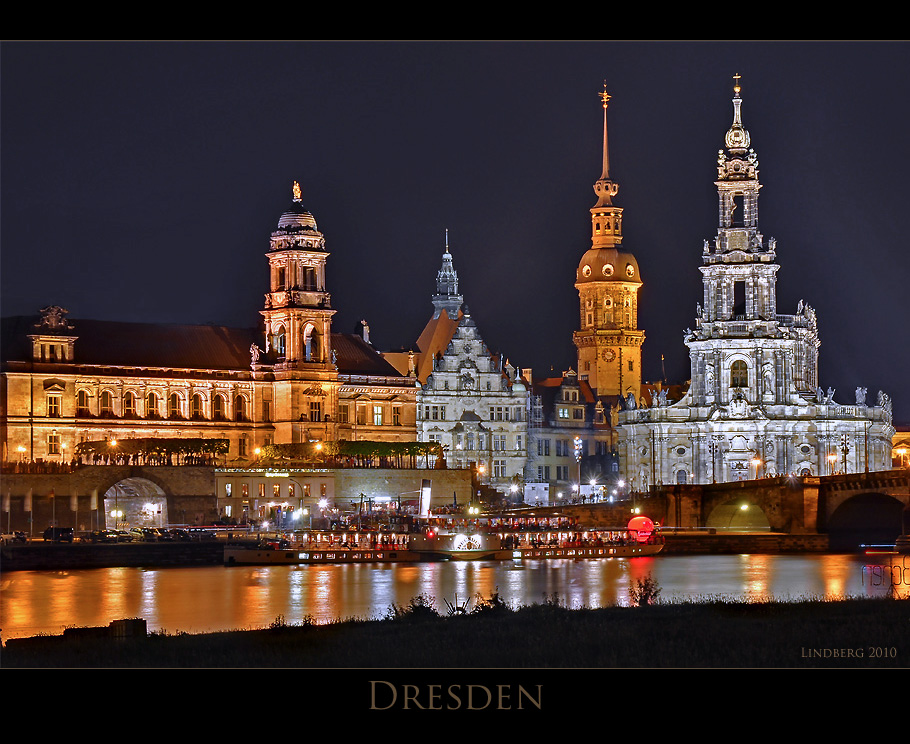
[386, 239, 529, 497]
[616, 79, 895, 488]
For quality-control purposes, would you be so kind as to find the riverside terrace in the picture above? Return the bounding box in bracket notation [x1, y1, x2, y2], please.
[0, 439, 473, 533]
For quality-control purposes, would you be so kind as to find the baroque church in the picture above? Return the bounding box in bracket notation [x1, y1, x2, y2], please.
[614, 79, 895, 488]
[0, 184, 417, 473]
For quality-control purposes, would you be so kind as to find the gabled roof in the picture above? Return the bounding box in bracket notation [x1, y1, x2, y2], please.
[413, 308, 460, 383]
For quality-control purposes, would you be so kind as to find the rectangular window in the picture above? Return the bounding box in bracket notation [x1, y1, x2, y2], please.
[573, 407, 584, 420]
[262, 400, 271, 422]
[47, 394, 61, 418]
[493, 459, 506, 478]
[558, 407, 569, 419]
[392, 405, 401, 426]
[373, 405, 383, 426]
[356, 406, 367, 425]
[516, 435, 522, 451]
[48, 433, 60, 455]
[493, 434, 506, 451]
[225, 483, 232, 498]
[273, 484, 280, 498]
[309, 401, 322, 423]
[338, 404, 349, 424]
[258, 484, 265, 498]
[238, 438, 247, 457]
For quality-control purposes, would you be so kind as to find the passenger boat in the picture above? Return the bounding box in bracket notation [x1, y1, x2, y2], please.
[222, 514, 664, 565]
[223, 543, 424, 565]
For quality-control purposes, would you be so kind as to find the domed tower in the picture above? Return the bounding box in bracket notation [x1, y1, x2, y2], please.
[261, 181, 336, 368]
[573, 85, 645, 398]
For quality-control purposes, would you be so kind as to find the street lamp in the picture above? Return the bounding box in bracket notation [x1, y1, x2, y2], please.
[827, 452, 837, 475]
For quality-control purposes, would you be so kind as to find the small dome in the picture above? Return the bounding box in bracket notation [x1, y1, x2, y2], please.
[277, 200, 318, 231]
[576, 247, 641, 285]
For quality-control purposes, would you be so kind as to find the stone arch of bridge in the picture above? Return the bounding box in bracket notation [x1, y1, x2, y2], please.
[103, 477, 169, 530]
[704, 497, 772, 531]
[825, 492, 905, 551]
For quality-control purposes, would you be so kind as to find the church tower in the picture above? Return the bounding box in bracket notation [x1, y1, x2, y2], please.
[259, 182, 339, 444]
[261, 181, 336, 368]
[431, 230, 464, 319]
[573, 85, 644, 398]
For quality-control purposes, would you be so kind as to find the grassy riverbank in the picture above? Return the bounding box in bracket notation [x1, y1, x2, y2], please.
[4, 593, 907, 669]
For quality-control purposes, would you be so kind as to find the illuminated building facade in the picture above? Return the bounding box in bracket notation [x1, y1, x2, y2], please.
[615, 80, 894, 487]
[0, 184, 417, 471]
[573, 86, 644, 400]
[385, 239, 529, 496]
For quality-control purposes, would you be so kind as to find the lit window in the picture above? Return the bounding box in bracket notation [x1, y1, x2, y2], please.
[731, 360, 748, 388]
[309, 400, 322, 423]
[48, 433, 60, 455]
[373, 405, 383, 426]
[100, 391, 114, 417]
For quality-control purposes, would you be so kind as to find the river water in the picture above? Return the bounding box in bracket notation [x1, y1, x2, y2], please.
[2, 553, 908, 641]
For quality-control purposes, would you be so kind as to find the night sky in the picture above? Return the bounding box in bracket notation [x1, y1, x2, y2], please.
[2, 41, 908, 425]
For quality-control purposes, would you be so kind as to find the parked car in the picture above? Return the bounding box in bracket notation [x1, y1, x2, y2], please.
[151, 528, 173, 541]
[1, 531, 27, 544]
[84, 529, 120, 543]
[43, 526, 74, 542]
[129, 527, 157, 542]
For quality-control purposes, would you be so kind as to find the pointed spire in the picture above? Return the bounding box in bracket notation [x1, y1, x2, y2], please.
[724, 73, 751, 153]
[593, 81, 620, 207]
[432, 230, 463, 319]
[599, 81, 611, 181]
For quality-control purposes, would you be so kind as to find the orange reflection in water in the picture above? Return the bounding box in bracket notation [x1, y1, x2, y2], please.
[2, 554, 908, 641]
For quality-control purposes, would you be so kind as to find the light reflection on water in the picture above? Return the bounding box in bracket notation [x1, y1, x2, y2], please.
[1, 553, 907, 641]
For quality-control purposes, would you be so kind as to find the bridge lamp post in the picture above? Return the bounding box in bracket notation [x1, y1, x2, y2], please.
[827, 452, 837, 476]
[897, 447, 909, 469]
[840, 435, 850, 474]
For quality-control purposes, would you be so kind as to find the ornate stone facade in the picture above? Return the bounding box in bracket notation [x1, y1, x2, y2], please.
[1, 184, 417, 475]
[616, 80, 895, 488]
[386, 241, 529, 496]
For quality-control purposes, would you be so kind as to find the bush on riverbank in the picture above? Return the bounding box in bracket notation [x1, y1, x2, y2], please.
[3, 593, 907, 669]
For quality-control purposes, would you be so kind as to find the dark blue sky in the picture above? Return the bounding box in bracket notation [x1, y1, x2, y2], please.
[2, 41, 908, 424]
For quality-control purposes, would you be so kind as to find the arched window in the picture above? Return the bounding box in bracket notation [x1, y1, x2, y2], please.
[273, 326, 286, 358]
[77, 390, 91, 417]
[730, 360, 748, 388]
[146, 392, 159, 418]
[191, 394, 205, 420]
[100, 390, 114, 417]
[676, 469, 688, 484]
[123, 392, 137, 417]
[169, 393, 182, 419]
[213, 394, 226, 420]
[233, 394, 246, 421]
